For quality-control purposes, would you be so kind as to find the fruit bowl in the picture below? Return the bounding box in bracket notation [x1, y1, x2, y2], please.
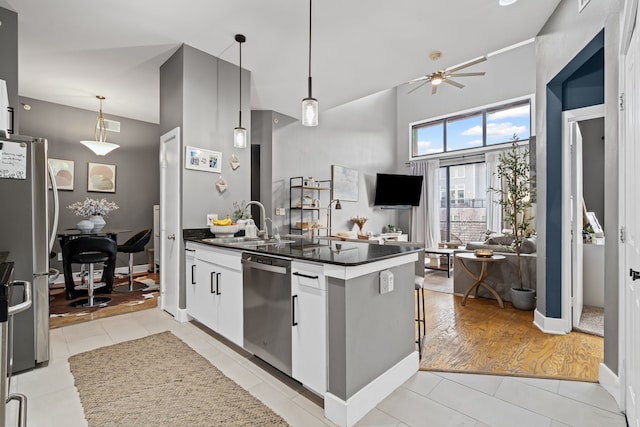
[210, 225, 240, 236]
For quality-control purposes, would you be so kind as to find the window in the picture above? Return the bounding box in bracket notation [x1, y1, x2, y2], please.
[412, 120, 444, 156]
[439, 162, 487, 244]
[411, 99, 531, 158]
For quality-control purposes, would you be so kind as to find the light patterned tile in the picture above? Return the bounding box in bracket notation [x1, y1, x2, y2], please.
[66, 333, 114, 355]
[433, 372, 504, 396]
[26, 386, 88, 427]
[14, 360, 75, 399]
[249, 381, 328, 427]
[496, 378, 626, 427]
[428, 377, 551, 427]
[557, 380, 622, 413]
[401, 372, 443, 396]
[377, 386, 476, 426]
[511, 376, 561, 393]
[355, 408, 403, 426]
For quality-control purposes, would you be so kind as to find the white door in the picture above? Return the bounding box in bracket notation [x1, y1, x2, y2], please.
[624, 13, 640, 426]
[571, 122, 584, 327]
[160, 127, 181, 316]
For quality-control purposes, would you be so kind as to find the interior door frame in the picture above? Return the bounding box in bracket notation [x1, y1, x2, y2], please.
[159, 127, 181, 318]
[561, 104, 604, 333]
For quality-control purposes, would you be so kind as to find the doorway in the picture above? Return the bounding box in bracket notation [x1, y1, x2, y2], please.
[562, 105, 605, 336]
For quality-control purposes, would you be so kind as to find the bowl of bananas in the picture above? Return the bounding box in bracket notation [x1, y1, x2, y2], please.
[210, 216, 239, 236]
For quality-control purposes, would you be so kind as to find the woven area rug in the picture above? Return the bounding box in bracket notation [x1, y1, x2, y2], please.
[69, 331, 289, 426]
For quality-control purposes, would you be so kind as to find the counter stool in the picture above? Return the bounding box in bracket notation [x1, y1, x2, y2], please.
[115, 228, 152, 292]
[383, 241, 426, 357]
[62, 236, 116, 308]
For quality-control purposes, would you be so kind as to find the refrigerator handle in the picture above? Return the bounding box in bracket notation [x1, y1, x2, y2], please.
[48, 162, 59, 253]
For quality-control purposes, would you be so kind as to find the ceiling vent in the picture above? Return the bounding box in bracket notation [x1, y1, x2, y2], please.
[99, 119, 121, 133]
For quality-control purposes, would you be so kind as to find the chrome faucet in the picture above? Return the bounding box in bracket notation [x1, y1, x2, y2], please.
[244, 201, 268, 238]
[265, 217, 280, 242]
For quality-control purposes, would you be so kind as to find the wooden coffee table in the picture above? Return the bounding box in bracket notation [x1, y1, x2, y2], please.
[455, 252, 506, 308]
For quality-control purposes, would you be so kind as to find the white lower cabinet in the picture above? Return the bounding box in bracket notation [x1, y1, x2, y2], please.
[291, 261, 327, 395]
[185, 243, 243, 347]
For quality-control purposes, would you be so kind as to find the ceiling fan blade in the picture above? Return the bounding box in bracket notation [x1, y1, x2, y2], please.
[432, 85, 438, 95]
[408, 75, 430, 84]
[444, 79, 465, 89]
[446, 56, 487, 73]
[408, 80, 430, 94]
[448, 72, 486, 77]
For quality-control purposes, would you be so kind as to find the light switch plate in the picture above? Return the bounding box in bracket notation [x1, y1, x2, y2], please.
[275, 208, 286, 216]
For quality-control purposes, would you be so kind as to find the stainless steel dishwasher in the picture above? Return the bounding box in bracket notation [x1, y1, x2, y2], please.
[241, 253, 292, 375]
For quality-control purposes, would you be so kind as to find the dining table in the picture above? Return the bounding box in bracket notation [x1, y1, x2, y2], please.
[57, 228, 131, 299]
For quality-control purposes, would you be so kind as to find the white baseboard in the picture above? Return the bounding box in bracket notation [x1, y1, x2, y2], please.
[324, 351, 419, 427]
[175, 308, 190, 323]
[599, 363, 622, 409]
[533, 309, 570, 335]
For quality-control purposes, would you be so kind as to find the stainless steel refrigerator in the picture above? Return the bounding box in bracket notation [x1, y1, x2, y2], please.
[0, 134, 57, 372]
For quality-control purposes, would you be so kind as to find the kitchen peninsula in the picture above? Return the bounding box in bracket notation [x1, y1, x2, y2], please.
[183, 229, 420, 427]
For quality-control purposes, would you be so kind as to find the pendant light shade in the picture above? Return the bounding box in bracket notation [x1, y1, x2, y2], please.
[80, 96, 119, 156]
[301, 0, 318, 127]
[234, 34, 247, 148]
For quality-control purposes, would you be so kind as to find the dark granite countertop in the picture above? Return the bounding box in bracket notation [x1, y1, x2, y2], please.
[183, 228, 421, 267]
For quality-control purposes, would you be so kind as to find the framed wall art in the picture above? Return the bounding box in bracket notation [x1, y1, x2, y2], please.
[185, 146, 222, 173]
[88, 162, 116, 193]
[331, 165, 359, 202]
[48, 158, 75, 190]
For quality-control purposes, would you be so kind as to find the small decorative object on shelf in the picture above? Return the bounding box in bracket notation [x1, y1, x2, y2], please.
[352, 216, 368, 236]
[474, 249, 494, 258]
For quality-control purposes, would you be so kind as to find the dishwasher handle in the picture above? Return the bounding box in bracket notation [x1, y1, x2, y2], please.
[241, 257, 289, 275]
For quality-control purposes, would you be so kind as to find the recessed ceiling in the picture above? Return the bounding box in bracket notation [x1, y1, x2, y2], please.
[4, 0, 561, 124]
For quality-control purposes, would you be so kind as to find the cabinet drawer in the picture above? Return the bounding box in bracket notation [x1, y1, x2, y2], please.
[195, 246, 241, 271]
[292, 261, 325, 291]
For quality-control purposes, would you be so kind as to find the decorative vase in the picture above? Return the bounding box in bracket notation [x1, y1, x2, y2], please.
[89, 215, 106, 231]
[510, 288, 536, 311]
[76, 219, 94, 232]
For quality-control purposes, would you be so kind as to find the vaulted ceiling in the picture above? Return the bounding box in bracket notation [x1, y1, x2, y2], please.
[5, 0, 560, 124]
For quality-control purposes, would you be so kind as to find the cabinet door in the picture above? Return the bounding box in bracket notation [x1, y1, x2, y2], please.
[194, 258, 219, 331]
[291, 262, 327, 394]
[185, 248, 197, 319]
[215, 264, 243, 347]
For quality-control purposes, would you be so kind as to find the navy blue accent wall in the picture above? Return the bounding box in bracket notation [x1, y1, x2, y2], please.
[563, 48, 605, 110]
[544, 30, 604, 318]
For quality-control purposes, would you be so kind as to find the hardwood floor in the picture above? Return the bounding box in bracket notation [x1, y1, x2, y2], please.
[49, 272, 160, 328]
[419, 290, 603, 382]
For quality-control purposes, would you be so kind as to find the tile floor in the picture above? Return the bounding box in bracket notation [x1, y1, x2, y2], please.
[8, 308, 627, 427]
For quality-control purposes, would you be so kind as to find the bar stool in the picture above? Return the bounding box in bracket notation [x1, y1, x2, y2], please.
[62, 236, 116, 308]
[383, 241, 426, 357]
[115, 228, 152, 292]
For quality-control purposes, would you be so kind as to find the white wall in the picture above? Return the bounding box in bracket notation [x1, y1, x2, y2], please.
[272, 89, 400, 236]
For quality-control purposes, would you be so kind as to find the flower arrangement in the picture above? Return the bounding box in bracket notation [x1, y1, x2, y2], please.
[68, 198, 119, 217]
[352, 216, 368, 233]
[232, 200, 252, 221]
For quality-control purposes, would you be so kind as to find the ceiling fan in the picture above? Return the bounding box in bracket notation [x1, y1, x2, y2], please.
[408, 55, 487, 95]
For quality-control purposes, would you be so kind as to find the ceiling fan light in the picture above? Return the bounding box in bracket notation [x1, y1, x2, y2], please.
[499, 0, 518, 5]
[302, 97, 318, 127]
[431, 76, 443, 86]
[234, 127, 247, 148]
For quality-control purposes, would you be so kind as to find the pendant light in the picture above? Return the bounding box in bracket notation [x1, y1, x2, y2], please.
[234, 34, 247, 148]
[301, 0, 318, 127]
[80, 96, 119, 156]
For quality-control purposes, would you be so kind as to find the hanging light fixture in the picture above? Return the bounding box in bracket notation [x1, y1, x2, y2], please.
[234, 34, 247, 148]
[80, 96, 119, 156]
[301, 0, 318, 126]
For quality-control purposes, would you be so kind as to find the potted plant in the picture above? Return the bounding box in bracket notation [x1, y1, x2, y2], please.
[490, 134, 535, 310]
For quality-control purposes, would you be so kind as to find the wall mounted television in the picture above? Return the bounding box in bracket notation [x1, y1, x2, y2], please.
[373, 173, 423, 208]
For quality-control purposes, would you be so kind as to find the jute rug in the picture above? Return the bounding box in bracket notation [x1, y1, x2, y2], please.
[419, 290, 603, 382]
[69, 331, 290, 426]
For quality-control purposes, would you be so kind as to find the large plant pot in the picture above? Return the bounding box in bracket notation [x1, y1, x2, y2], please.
[510, 287, 536, 310]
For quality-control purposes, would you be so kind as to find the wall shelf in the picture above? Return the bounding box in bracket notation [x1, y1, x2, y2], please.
[289, 177, 331, 237]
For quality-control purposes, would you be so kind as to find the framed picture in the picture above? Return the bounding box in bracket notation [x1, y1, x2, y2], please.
[48, 158, 75, 190]
[331, 165, 359, 202]
[88, 162, 116, 193]
[185, 146, 222, 173]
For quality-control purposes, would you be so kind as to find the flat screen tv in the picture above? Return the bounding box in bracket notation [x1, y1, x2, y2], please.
[374, 173, 423, 208]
